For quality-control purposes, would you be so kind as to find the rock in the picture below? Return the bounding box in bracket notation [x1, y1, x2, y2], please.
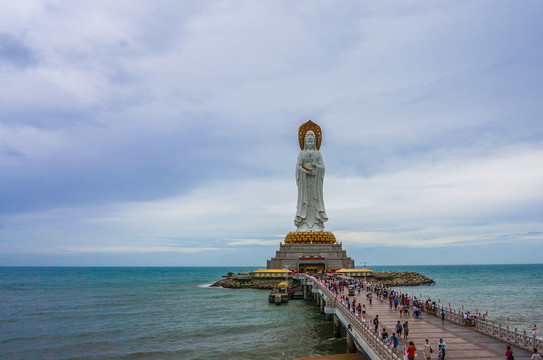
[371, 271, 435, 286]
[212, 278, 285, 290]
[212, 271, 435, 289]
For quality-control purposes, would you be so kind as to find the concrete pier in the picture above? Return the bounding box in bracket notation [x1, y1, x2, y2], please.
[320, 297, 325, 313]
[346, 331, 356, 353]
[333, 315, 342, 338]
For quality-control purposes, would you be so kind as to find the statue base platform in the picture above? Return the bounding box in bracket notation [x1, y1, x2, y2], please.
[267, 237, 354, 272]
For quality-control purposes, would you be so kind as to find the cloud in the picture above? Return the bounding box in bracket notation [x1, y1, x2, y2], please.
[0, 1, 542, 265]
[1, 141, 542, 263]
[226, 239, 283, 246]
[57, 246, 225, 254]
[337, 228, 543, 249]
[0, 32, 39, 69]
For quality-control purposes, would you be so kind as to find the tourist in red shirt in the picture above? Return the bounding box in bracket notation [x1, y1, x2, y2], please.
[505, 345, 514, 360]
[407, 341, 416, 360]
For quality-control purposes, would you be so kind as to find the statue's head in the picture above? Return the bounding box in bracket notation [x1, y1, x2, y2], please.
[305, 131, 316, 149]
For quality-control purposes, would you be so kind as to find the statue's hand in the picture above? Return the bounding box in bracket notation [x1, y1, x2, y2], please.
[301, 164, 313, 174]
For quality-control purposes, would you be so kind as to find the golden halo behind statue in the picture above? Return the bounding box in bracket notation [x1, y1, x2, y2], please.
[298, 120, 322, 150]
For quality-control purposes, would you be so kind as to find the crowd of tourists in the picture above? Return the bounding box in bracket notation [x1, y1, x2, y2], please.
[310, 272, 537, 360]
[312, 273, 453, 359]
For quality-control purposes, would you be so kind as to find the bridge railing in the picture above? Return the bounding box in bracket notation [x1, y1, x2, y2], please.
[417, 297, 542, 352]
[308, 276, 402, 360]
[475, 320, 542, 351]
[418, 304, 542, 351]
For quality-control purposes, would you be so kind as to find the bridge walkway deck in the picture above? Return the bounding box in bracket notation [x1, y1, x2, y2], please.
[334, 283, 534, 359]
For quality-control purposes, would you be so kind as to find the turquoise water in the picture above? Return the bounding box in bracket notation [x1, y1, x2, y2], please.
[1, 265, 541, 359]
[0, 267, 345, 360]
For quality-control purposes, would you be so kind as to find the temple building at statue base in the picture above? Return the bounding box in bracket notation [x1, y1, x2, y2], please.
[266, 232, 354, 272]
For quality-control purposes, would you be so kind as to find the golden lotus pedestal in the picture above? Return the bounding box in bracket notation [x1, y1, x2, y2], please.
[284, 231, 336, 244]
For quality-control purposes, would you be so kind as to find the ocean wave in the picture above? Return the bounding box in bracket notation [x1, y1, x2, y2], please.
[197, 283, 216, 288]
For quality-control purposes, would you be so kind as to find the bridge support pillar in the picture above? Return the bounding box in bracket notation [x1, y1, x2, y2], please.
[346, 331, 356, 353]
[319, 297, 325, 313]
[303, 285, 307, 299]
[325, 313, 332, 321]
[333, 315, 342, 338]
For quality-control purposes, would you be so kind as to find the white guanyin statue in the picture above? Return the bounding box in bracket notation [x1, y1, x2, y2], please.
[295, 122, 328, 232]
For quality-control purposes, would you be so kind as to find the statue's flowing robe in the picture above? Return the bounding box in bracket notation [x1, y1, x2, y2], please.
[295, 149, 328, 230]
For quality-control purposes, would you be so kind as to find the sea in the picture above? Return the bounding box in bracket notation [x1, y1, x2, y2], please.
[1, 264, 541, 360]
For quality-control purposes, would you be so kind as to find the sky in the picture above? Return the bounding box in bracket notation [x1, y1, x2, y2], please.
[1, 1, 542, 266]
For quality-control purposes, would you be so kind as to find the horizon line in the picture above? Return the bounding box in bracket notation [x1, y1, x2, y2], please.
[1, 263, 542, 268]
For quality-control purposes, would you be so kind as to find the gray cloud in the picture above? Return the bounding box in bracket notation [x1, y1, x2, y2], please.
[0, 1, 542, 264]
[0, 141, 25, 158]
[0, 32, 39, 69]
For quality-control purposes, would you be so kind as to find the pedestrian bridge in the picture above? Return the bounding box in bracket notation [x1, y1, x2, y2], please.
[304, 274, 540, 360]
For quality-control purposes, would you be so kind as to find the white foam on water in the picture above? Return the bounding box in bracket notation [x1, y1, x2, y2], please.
[198, 283, 216, 288]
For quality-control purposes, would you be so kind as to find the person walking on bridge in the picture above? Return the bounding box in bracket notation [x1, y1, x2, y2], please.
[407, 341, 416, 360]
[395, 320, 402, 337]
[403, 320, 409, 339]
[532, 348, 541, 360]
[505, 345, 514, 360]
[423, 339, 433, 360]
[381, 328, 388, 341]
[438, 338, 448, 359]
[390, 333, 400, 355]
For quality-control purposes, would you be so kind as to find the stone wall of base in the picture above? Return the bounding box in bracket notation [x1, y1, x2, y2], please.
[267, 243, 354, 271]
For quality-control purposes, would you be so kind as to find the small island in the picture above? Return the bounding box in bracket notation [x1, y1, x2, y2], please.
[213, 270, 435, 290]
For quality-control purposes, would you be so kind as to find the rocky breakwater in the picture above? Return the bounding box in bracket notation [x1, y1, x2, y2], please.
[212, 271, 435, 289]
[212, 278, 285, 290]
[372, 271, 435, 286]
[212, 273, 290, 290]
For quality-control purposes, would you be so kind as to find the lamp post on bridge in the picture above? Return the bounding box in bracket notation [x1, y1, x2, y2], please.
[359, 261, 368, 285]
[282, 264, 290, 294]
